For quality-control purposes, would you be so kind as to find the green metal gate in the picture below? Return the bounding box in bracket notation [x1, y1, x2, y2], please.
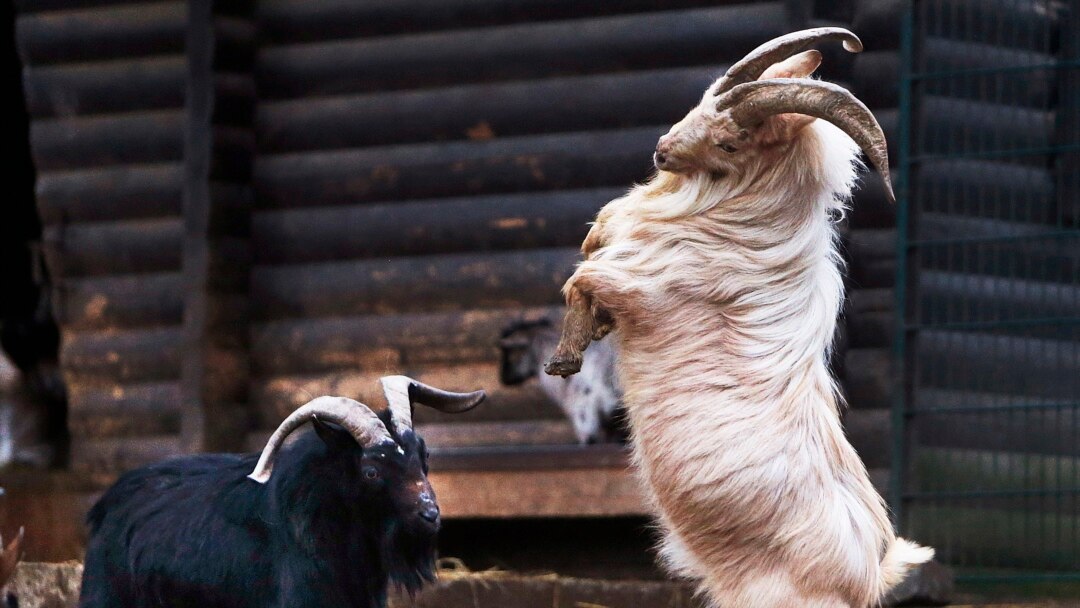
[894, 0, 1080, 584]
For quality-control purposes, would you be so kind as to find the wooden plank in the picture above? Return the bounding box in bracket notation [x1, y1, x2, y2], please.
[41, 217, 182, 277]
[251, 248, 577, 320]
[60, 326, 182, 384]
[23, 55, 186, 118]
[258, 67, 720, 153]
[58, 272, 184, 330]
[254, 127, 662, 210]
[257, 0, 745, 45]
[251, 305, 561, 374]
[418, 420, 577, 449]
[30, 109, 184, 171]
[253, 189, 615, 265]
[257, 4, 785, 98]
[246, 420, 579, 452]
[69, 434, 183, 486]
[844, 347, 891, 410]
[431, 464, 645, 518]
[843, 408, 891, 469]
[847, 311, 893, 349]
[252, 364, 564, 430]
[22, 53, 183, 118]
[15, 2, 186, 66]
[431, 444, 628, 472]
[180, 0, 255, 453]
[36, 162, 183, 223]
[67, 380, 182, 438]
[847, 288, 893, 315]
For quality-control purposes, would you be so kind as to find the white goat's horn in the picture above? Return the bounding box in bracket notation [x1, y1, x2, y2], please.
[381, 375, 487, 433]
[719, 78, 894, 203]
[713, 27, 863, 96]
[248, 396, 393, 484]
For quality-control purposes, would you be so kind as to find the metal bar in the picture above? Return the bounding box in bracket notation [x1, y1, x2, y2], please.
[890, 0, 918, 527]
[956, 573, 1080, 583]
[904, 488, 1080, 500]
[911, 143, 1080, 163]
[905, 317, 1080, 331]
[909, 230, 1079, 248]
[911, 60, 1080, 81]
[906, 402, 1080, 416]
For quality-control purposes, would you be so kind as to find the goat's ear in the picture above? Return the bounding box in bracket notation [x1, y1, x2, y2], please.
[311, 416, 356, 452]
[759, 50, 821, 80]
[757, 112, 818, 144]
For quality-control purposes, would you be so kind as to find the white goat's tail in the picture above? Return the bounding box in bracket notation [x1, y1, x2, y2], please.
[880, 537, 935, 593]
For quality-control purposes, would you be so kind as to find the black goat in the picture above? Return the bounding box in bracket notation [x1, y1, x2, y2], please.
[79, 376, 484, 608]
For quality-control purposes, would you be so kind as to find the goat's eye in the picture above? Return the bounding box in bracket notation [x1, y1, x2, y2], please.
[718, 143, 738, 153]
[362, 467, 380, 481]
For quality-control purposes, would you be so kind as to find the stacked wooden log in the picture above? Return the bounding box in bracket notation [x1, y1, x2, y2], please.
[248, 0, 816, 448]
[16, 0, 190, 486]
[10, 0, 910, 500]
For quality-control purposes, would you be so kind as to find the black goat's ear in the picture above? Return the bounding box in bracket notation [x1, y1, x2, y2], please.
[311, 415, 355, 452]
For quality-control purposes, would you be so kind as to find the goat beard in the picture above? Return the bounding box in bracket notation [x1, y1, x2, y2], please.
[379, 520, 438, 595]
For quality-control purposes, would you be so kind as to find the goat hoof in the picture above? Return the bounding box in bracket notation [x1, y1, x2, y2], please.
[544, 354, 583, 377]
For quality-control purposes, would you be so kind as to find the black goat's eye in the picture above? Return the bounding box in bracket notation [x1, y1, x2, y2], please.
[363, 467, 379, 481]
[718, 143, 738, 153]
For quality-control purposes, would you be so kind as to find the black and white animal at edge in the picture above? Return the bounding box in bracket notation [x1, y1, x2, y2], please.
[499, 319, 625, 444]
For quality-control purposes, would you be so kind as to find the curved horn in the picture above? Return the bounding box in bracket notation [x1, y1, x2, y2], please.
[248, 396, 393, 483]
[0, 527, 24, 587]
[381, 375, 486, 432]
[713, 27, 863, 96]
[719, 78, 894, 202]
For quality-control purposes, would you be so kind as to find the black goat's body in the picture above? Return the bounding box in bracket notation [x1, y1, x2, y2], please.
[80, 433, 434, 608]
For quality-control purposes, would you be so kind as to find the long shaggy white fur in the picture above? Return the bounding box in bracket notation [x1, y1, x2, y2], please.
[561, 118, 931, 606]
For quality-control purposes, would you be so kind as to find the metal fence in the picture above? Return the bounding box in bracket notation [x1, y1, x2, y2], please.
[895, 0, 1080, 583]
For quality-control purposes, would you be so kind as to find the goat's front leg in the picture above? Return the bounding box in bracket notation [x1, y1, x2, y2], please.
[544, 285, 613, 377]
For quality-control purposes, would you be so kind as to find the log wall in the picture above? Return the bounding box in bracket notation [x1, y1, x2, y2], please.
[16, 0, 190, 485]
[246, 0, 830, 443]
[12, 0, 905, 486]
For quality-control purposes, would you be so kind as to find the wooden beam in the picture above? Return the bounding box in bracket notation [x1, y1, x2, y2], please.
[180, 0, 255, 453]
[430, 467, 647, 518]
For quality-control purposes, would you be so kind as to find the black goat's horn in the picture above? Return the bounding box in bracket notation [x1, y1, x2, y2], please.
[381, 375, 486, 432]
[248, 396, 393, 484]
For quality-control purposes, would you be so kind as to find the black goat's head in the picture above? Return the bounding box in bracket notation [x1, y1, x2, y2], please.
[249, 377, 484, 565]
[498, 318, 553, 386]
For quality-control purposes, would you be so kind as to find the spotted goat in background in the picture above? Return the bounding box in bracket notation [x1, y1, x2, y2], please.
[499, 319, 625, 444]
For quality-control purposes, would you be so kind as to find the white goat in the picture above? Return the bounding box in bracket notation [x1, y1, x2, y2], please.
[545, 28, 932, 608]
[498, 319, 624, 444]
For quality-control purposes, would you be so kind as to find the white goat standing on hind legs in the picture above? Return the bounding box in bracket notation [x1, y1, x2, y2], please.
[544, 28, 933, 608]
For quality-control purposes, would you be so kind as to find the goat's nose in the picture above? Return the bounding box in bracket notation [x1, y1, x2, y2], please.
[419, 505, 440, 523]
[653, 151, 667, 166]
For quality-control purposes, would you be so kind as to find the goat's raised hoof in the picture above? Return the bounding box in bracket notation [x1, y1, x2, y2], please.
[544, 353, 583, 377]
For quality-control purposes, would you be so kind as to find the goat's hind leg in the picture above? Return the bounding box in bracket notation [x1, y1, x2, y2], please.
[544, 287, 609, 377]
